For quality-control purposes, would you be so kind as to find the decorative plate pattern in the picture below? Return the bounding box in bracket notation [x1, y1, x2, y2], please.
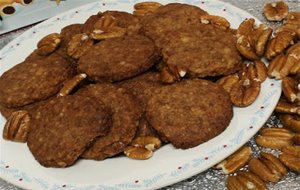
[0, 0, 281, 190]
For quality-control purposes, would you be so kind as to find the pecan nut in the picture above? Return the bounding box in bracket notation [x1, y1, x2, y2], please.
[131, 136, 161, 151]
[249, 152, 287, 183]
[216, 74, 239, 93]
[253, 60, 268, 82]
[265, 31, 296, 60]
[2, 110, 30, 143]
[275, 98, 300, 115]
[67, 33, 94, 59]
[216, 146, 252, 174]
[124, 146, 153, 160]
[160, 65, 186, 84]
[294, 134, 300, 145]
[279, 114, 300, 133]
[267, 54, 287, 79]
[200, 15, 230, 29]
[37, 33, 61, 55]
[279, 146, 300, 173]
[282, 77, 300, 102]
[58, 73, 87, 97]
[263, 1, 289, 21]
[230, 64, 261, 107]
[235, 171, 267, 190]
[133, 2, 162, 17]
[256, 127, 294, 149]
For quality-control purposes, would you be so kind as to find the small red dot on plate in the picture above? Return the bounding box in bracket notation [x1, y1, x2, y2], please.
[261, 106, 264, 109]
[16, 43, 19, 46]
[178, 166, 182, 170]
[223, 8, 226, 11]
[201, 1, 205, 4]
[223, 145, 227, 148]
[33, 31, 36, 34]
[57, 18, 60, 20]
[19, 178, 23, 181]
[102, 3, 106, 6]
[271, 83, 274, 86]
[204, 157, 209, 160]
[75, 11, 78, 13]
[62, 185, 66, 187]
[5, 165, 9, 168]
[249, 126, 253, 129]
[134, 180, 139, 183]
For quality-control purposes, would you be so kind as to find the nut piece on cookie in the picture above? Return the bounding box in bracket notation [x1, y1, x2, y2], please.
[216, 146, 252, 174]
[279, 146, 300, 173]
[226, 171, 267, 190]
[255, 127, 295, 149]
[67, 33, 94, 59]
[58, 73, 87, 97]
[133, 1, 162, 17]
[2, 110, 30, 143]
[263, 1, 289, 21]
[37, 33, 61, 56]
[199, 14, 230, 29]
[249, 152, 287, 183]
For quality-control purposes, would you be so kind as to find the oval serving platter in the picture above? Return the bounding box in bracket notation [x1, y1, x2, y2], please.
[0, 0, 281, 190]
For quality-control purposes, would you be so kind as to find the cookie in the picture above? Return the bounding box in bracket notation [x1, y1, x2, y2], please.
[141, 3, 208, 45]
[77, 35, 159, 82]
[27, 95, 112, 167]
[76, 83, 142, 160]
[0, 53, 75, 108]
[118, 72, 163, 138]
[146, 79, 233, 149]
[82, 11, 140, 35]
[160, 24, 242, 78]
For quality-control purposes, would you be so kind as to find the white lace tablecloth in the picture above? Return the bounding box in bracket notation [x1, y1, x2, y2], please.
[0, 0, 299, 189]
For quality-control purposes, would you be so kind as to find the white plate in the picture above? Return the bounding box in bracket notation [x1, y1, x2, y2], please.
[0, 1, 281, 190]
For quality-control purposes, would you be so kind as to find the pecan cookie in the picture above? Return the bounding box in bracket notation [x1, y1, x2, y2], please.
[146, 79, 233, 149]
[77, 35, 159, 82]
[27, 95, 112, 167]
[76, 83, 142, 160]
[0, 53, 75, 108]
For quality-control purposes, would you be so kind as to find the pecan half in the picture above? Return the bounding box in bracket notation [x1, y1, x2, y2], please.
[124, 146, 153, 160]
[216, 146, 252, 174]
[265, 31, 296, 60]
[3, 110, 30, 143]
[263, 1, 289, 21]
[226, 175, 248, 190]
[133, 2, 162, 17]
[58, 73, 87, 97]
[249, 152, 287, 183]
[230, 64, 261, 107]
[236, 35, 260, 60]
[236, 171, 267, 190]
[282, 77, 300, 102]
[256, 127, 294, 149]
[160, 65, 185, 84]
[255, 27, 273, 56]
[200, 15, 230, 29]
[279, 146, 300, 173]
[294, 134, 300, 145]
[267, 54, 288, 79]
[37, 33, 61, 55]
[67, 33, 94, 59]
[275, 99, 300, 115]
[286, 12, 300, 25]
[131, 136, 161, 151]
[279, 114, 300, 133]
[216, 74, 239, 93]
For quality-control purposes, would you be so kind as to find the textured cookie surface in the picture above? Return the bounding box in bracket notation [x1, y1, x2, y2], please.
[76, 83, 142, 160]
[77, 35, 158, 82]
[0, 53, 75, 108]
[27, 95, 112, 167]
[161, 24, 242, 78]
[146, 79, 233, 149]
